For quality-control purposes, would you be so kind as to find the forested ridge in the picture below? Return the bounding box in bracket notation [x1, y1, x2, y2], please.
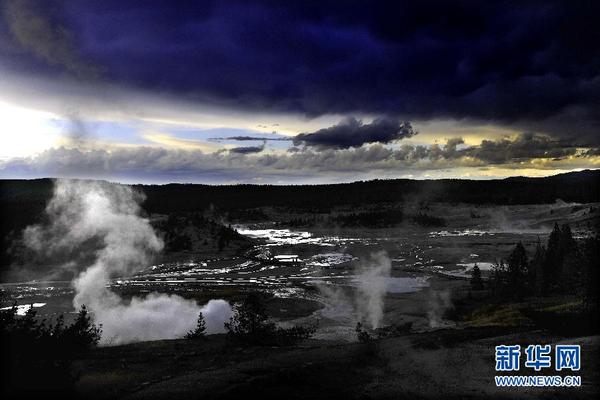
[1, 170, 598, 273]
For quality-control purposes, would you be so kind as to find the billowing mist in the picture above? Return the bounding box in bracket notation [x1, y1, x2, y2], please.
[355, 251, 391, 329]
[24, 179, 232, 345]
[427, 290, 452, 328]
[318, 251, 392, 330]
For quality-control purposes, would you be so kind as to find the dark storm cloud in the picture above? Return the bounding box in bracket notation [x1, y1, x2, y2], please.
[209, 136, 289, 142]
[1, 0, 98, 78]
[1, 134, 597, 182]
[0, 134, 600, 183]
[463, 133, 580, 164]
[293, 117, 416, 149]
[581, 148, 600, 157]
[229, 141, 266, 154]
[1, 0, 599, 142]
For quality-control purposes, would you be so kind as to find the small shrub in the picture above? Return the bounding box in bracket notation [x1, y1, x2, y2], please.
[273, 324, 317, 346]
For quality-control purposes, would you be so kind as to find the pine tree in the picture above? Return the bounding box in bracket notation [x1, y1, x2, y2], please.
[185, 312, 207, 339]
[507, 242, 528, 296]
[470, 263, 484, 290]
[543, 223, 562, 290]
[530, 238, 545, 294]
[560, 224, 576, 255]
[491, 260, 507, 295]
[582, 235, 600, 311]
[63, 305, 102, 349]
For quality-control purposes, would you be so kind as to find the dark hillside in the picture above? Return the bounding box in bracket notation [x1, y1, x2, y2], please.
[1, 170, 599, 275]
[137, 169, 600, 214]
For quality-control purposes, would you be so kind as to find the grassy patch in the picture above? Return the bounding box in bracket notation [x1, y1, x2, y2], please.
[464, 304, 531, 327]
[538, 300, 583, 313]
[461, 296, 589, 332]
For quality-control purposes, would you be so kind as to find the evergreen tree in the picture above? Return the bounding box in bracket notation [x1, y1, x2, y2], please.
[470, 263, 484, 290]
[559, 224, 576, 255]
[225, 293, 315, 346]
[185, 312, 207, 339]
[581, 235, 600, 312]
[491, 260, 507, 295]
[62, 305, 102, 349]
[543, 223, 578, 292]
[530, 238, 546, 294]
[225, 293, 275, 342]
[559, 223, 580, 290]
[507, 242, 528, 296]
[543, 223, 562, 290]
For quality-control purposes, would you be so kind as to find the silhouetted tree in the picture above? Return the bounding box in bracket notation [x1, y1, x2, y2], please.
[470, 263, 484, 290]
[560, 224, 576, 254]
[491, 260, 507, 295]
[581, 235, 600, 312]
[61, 305, 102, 349]
[507, 242, 528, 296]
[0, 304, 101, 397]
[543, 223, 562, 291]
[542, 223, 578, 292]
[225, 293, 315, 346]
[486, 225, 595, 305]
[185, 312, 207, 339]
[530, 238, 546, 294]
[225, 293, 275, 343]
[559, 224, 581, 290]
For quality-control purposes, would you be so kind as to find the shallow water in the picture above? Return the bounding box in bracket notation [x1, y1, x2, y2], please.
[0, 225, 491, 342]
[0, 302, 47, 316]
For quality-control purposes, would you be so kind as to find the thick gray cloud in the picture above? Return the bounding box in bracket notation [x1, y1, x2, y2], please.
[581, 148, 600, 157]
[3, 0, 98, 79]
[463, 133, 580, 164]
[2, 132, 595, 183]
[1, 1, 599, 148]
[209, 135, 290, 142]
[293, 117, 416, 149]
[229, 141, 266, 154]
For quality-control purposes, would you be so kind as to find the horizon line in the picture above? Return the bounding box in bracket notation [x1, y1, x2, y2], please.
[1, 169, 598, 188]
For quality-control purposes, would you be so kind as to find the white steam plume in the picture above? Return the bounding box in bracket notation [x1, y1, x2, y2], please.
[24, 179, 232, 345]
[427, 290, 452, 328]
[317, 251, 392, 330]
[355, 251, 391, 329]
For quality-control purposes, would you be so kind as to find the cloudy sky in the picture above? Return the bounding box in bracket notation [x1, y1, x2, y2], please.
[0, 0, 598, 184]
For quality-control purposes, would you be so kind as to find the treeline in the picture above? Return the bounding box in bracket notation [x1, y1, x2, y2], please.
[275, 209, 445, 228]
[476, 224, 599, 308]
[185, 293, 316, 345]
[155, 212, 252, 253]
[222, 293, 316, 346]
[1, 170, 599, 271]
[1, 304, 101, 396]
[331, 208, 405, 228]
[3, 170, 598, 223]
[2, 293, 315, 397]
[138, 169, 600, 213]
[331, 210, 446, 228]
[2, 170, 598, 234]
